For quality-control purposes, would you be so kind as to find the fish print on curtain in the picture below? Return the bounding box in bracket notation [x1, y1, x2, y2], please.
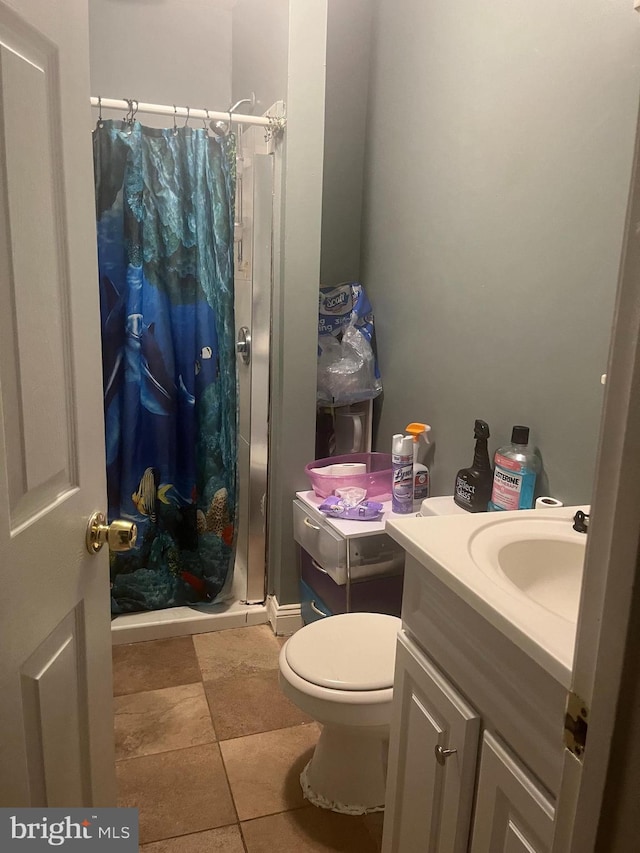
[93, 120, 237, 613]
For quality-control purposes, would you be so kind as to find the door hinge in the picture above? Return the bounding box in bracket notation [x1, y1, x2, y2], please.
[564, 691, 589, 760]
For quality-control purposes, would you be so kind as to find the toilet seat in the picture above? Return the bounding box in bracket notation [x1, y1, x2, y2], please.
[285, 612, 400, 691]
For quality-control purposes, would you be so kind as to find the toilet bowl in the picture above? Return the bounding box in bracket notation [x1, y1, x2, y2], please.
[278, 611, 401, 814]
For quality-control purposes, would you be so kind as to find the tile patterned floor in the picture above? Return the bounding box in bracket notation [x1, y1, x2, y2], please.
[113, 625, 382, 852]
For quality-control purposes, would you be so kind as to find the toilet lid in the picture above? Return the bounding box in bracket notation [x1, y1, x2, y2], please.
[285, 613, 401, 691]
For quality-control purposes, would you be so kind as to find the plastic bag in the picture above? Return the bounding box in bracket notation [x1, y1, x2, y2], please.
[317, 282, 383, 406]
[317, 321, 380, 405]
[318, 495, 384, 520]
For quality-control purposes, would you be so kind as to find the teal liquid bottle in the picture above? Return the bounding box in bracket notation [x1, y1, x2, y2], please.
[488, 425, 541, 511]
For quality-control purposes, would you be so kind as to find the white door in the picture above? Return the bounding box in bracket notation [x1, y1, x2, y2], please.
[551, 71, 640, 852]
[382, 631, 480, 853]
[0, 0, 115, 806]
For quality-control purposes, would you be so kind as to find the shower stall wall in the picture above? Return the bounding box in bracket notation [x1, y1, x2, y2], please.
[110, 111, 281, 644]
[234, 123, 276, 606]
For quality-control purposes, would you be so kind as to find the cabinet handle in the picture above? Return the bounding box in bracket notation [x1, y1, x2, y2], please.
[303, 517, 321, 531]
[434, 745, 457, 765]
[310, 600, 329, 617]
[311, 558, 330, 576]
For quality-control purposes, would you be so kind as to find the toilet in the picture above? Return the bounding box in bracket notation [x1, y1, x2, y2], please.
[278, 611, 401, 815]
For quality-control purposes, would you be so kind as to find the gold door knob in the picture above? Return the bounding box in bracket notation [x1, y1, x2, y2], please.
[86, 512, 137, 554]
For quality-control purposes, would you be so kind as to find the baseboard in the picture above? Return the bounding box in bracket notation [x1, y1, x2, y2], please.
[267, 594, 303, 636]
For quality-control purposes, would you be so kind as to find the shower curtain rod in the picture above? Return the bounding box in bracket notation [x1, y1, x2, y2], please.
[90, 97, 276, 128]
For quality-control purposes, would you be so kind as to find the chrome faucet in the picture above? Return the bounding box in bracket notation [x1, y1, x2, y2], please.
[573, 510, 590, 534]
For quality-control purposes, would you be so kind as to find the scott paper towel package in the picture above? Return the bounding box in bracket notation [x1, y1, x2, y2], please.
[317, 282, 382, 406]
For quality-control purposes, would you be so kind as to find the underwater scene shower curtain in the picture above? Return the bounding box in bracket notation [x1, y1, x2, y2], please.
[93, 121, 237, 613]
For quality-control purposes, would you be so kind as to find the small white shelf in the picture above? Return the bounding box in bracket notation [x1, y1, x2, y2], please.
[296, 490, 414, 539]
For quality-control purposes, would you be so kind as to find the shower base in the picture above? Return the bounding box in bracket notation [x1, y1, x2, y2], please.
[110, 570, 267, 645]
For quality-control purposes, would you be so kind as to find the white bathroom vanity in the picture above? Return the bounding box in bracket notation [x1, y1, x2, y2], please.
[382, 507, 587, 853]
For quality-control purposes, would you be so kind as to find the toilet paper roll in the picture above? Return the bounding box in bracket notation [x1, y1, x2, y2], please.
[535, 496, 564, 509]
[329, 463, 367, 477]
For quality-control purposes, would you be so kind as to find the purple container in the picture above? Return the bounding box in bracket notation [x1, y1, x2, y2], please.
[305, 452, 393, 500]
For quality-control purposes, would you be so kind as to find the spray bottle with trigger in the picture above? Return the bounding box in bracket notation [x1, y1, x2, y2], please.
[406, 423, 432, 512]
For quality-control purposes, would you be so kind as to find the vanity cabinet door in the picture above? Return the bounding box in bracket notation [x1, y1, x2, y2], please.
[470, 733, 555, 853]
[382, 631, 480, 853]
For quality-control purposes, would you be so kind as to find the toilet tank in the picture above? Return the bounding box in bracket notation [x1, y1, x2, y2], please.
[420, 496, 471, 517]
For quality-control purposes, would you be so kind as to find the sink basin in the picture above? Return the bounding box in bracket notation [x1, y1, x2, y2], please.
[468, 518, 586, 623]
[386, 505, 590, 685]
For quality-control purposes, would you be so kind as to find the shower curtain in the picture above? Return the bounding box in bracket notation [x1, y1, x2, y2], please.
[93, 120, 237, 613]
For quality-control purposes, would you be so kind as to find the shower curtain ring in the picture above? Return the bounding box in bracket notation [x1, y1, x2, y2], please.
[130, 98, 138, 125]
[96, 95, 104, 129]
[203, 108, 210, 133]
[184, 106, 190, 127]
[122, 98, 135, 134]
[173, 105, 178, 136]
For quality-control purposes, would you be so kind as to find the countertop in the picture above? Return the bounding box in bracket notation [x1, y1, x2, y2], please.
[385, 507, 587, 686]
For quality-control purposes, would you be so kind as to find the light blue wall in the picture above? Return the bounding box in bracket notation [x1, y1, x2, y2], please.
[232, 0, 289, 112]
[361, 0, 640, 504]
[89, 0, 231, 126]
[320, 0, 373, 287]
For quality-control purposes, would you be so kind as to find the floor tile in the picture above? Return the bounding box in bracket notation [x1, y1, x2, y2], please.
[220, 723, 320, 821]
[114, 683, 215, 760]
[362, 810, 384, 851]
[241, 806, 379, 852]
[116, 743, 236, 844]
[193, 624, 282, 682]
[205, 669, 312, 740]
[112, 636, 201, 696]
[140, 825, 245, 853]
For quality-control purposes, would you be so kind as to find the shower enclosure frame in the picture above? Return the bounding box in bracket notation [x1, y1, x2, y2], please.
[234, 120, 277, 606]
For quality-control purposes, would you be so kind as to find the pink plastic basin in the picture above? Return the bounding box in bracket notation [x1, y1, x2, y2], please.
[305, 453, 393, 500]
